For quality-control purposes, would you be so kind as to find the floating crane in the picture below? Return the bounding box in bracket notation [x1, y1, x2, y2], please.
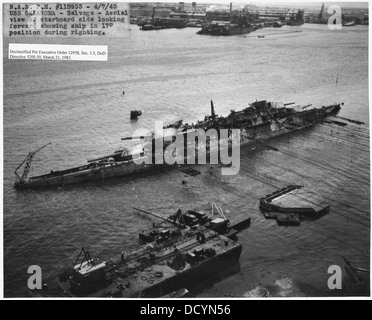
[318, 3, 325, 22]
[14, 142, 52, 187]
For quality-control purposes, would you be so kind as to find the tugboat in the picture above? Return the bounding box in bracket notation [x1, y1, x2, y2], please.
[14, 100, 342, 189]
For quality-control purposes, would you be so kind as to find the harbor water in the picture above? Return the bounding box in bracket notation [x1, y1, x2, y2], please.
[3, 24, 370, 297]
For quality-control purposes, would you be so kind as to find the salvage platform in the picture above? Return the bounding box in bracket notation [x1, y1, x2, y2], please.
[260, 185, 330, 225]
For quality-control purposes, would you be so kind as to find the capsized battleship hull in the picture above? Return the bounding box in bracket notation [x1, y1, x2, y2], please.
[18, 161, 170, 189]
[14, 101, 341, 189]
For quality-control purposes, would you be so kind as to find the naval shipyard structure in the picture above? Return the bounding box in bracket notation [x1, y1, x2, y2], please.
[197, 4, 261, 36]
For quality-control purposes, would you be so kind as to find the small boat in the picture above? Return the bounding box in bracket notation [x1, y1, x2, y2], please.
[187, 19, 203, 28]
[130, 110, 142, 119]
[276, 214, 300, 226]
[141, 24, 156, 31]
[342, 19, 357, 27]
[258, 35, 265, 38]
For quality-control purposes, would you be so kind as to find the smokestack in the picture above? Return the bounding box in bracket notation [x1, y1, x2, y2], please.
[211, 100, 216, 119]
[230, 2, 232, 13]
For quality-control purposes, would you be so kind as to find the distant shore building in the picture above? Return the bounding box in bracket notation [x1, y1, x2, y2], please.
[130, 2, 206, 19]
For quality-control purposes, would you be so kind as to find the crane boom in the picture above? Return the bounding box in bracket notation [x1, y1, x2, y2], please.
[15, 142, 52, 185]
[132, 206, 187, 229]
[318, 3, 324, 20]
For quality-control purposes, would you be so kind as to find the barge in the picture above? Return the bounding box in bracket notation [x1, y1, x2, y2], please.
[29, 228, 242, 298]
[136, 205, 251, 244]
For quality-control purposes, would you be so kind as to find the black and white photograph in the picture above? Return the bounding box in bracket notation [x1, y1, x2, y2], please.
[1, 0, 370, 301]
